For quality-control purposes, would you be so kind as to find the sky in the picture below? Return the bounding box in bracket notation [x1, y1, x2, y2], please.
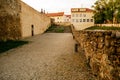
[21, 0, 97, 14]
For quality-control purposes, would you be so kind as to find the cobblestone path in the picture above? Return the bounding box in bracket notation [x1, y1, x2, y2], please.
[0, 33, 95, 80]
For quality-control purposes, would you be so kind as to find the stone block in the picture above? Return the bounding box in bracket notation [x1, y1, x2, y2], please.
[90, 61, 100, 75]
[105, 40, 110, 47]
[98, 43, 104, 49]
[110, 40, 115, 46]
[116, 31, 120, 38]
[111, 33, 116, 38]
[96, 32, 104, 37]
[105, 35, 111, 39]
[98, 37, 104, 43]
[116, 48, 120, 53]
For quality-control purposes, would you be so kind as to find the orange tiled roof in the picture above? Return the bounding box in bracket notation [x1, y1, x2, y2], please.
[65, 15, 71, 18]
[71, 8, 94, 12]
[86, 8, 94, 12]
[46, 12, 64, 17]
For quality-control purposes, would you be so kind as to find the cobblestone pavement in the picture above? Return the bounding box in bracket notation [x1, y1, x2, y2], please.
[0, 33, 95, 80]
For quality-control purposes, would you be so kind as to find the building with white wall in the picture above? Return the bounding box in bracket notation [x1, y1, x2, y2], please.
[71, 8, 94, 30]
[47, 12, 64, 23]
[64, 15, 71, 22]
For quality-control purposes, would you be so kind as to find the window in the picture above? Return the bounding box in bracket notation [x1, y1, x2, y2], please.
[72, 19, 74, 22]
[72, 14, 74, 17]
[80, 14, 82, 17]
[83, 14, 86, 17]
[67, 19, 69, 21]
[91, 19, 93, 22]
[83, 19, 86, 22]
[87, 19, 89, 22]
[76, 14, 78, 17]
[80, 19, 82, 22]
[76, 19, 79, 22]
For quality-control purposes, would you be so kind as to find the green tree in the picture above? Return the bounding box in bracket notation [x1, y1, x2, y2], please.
[92, 0, 120, 24]
[114, 0, 120, 23]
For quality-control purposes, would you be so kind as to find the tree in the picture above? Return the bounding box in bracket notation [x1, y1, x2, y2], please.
[114, 0, 120, 23]
[92, 0, 120, 24]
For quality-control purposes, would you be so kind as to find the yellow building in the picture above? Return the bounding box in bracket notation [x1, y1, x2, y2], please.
[64, 15, 71, 22]
[71, 8, 94, 30]
[47, 12, 64, 23]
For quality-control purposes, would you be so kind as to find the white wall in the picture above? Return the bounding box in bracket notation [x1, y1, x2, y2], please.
[63, 15, 71, 22]
[51, 16, 64, 23]
[71, 12, 94, 30]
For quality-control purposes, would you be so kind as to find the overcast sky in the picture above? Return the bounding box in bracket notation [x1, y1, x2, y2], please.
[21, 0, 97, 14]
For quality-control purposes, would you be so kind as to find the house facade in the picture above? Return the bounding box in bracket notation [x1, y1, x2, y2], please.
[47, 12, 64, 23]
[64, 15, 71, 23]
[71, 8, 94, 30]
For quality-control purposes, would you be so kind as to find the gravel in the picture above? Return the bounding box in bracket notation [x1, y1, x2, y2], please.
[0, 33, 96, 80]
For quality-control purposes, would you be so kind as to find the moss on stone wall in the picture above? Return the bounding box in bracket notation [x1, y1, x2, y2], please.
[0, 0, 21, 41]
[0, 13, 21, 41]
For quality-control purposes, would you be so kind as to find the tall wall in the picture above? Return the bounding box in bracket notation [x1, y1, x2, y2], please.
[20, 1, 51, 38]
[0, 0, 51, 40]
[72, 26, 120, 80]
[0, 0, 21, 41]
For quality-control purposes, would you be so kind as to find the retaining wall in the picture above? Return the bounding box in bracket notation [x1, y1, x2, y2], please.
[72, 26, 120, 80]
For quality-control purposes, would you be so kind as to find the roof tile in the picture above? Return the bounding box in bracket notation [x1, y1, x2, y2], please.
[46, 12, 64, 17]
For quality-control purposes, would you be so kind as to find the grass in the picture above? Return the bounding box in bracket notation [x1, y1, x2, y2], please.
[55, 27, 64, 33]
[85, 26, 120, 30]
[46, 24, 72, 33]
[0, 40, 28, 53]
[46, 25, 65, 33]
[46, 24, 71, 33]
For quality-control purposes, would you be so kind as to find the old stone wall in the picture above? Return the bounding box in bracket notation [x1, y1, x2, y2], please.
[0, 0, 21, 41]
[20, 1, 51, 38]
[71, 26, 120, 80]
[0, 0, 51, 40]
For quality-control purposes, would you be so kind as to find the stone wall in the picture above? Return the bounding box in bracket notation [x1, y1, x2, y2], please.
[0, 0, 21, 41]
[20, 1, 51, 38]
[0, 0, 51, 40]
[71, 26, 120, 80]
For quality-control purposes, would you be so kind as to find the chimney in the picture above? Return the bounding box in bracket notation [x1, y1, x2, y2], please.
[41, 9, 43, 13]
